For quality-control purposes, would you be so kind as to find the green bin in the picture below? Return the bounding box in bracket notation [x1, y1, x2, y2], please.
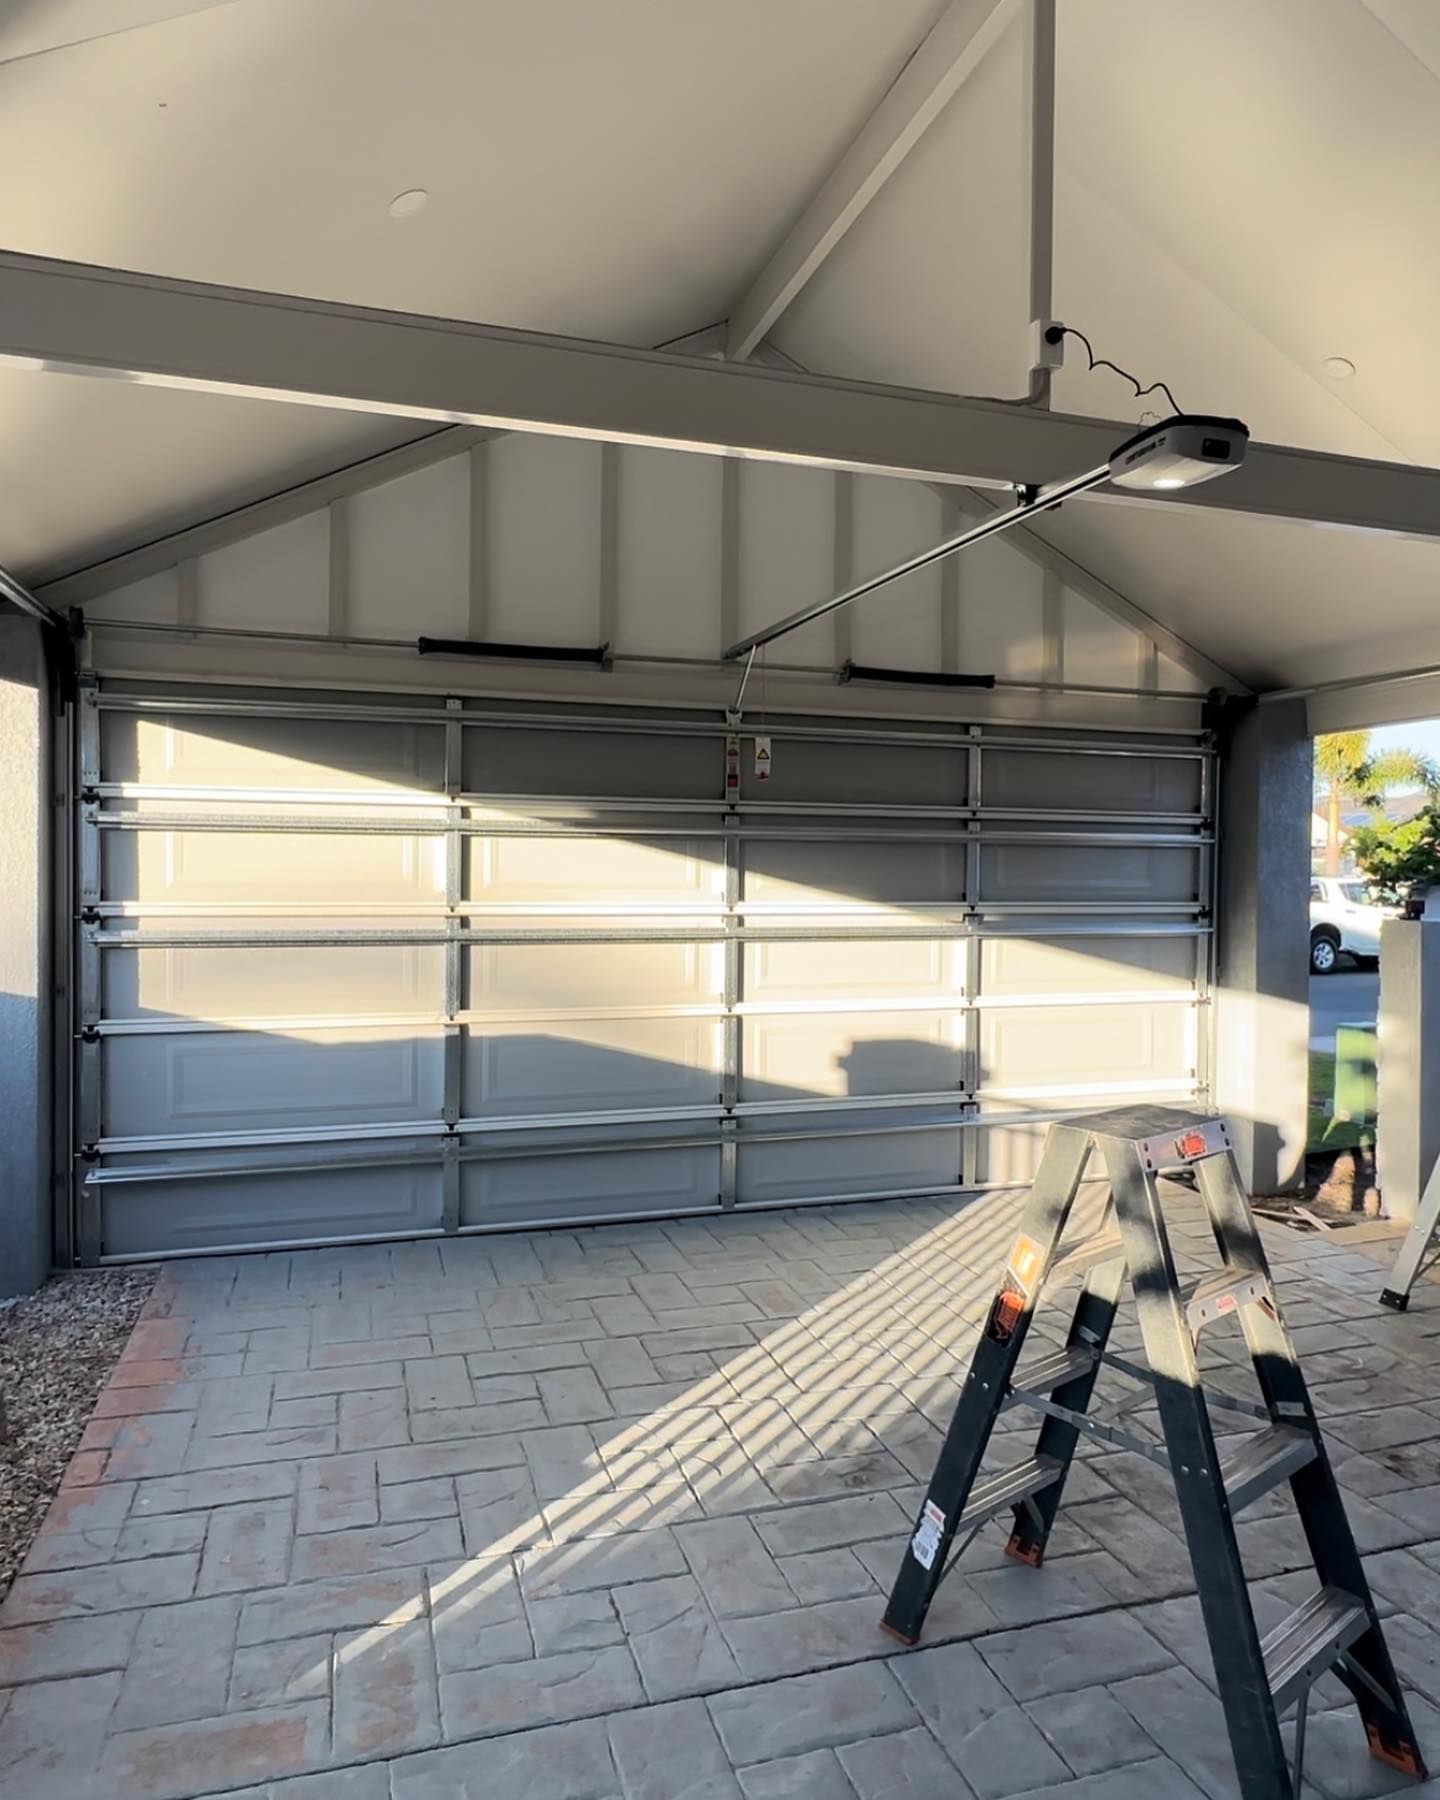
[1333, 1022, 1378, 1124]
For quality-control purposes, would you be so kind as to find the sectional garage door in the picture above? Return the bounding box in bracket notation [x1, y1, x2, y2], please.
[72, 678, 1213, 1260]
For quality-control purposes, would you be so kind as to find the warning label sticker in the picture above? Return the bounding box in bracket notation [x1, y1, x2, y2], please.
[985, 1284, 1026, 1346]
[1007, 1234, 1044, 1293]
[911, 1500, 946, 1571]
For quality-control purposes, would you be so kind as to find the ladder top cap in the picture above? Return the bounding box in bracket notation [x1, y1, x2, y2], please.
[1059, 1104, 1223, 1141]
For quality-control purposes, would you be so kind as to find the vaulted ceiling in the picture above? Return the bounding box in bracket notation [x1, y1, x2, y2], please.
[2, 0, 1439, 703]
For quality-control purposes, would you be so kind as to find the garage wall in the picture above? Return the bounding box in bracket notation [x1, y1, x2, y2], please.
[78, 433, 1207, 699]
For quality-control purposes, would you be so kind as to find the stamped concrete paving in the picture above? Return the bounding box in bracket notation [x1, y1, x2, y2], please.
[7, 1187, 1440, 1797]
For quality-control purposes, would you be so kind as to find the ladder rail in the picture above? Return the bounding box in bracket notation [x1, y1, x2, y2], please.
[880, 1122, 1094, 1644]
[1100, 1130, 1297, 1798]
[1195, 1151, 1425, 1777]
[1381, 1149, 1440, 1311]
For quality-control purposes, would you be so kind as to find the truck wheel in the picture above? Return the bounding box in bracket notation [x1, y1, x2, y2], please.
[1310, 930, 1340, 975]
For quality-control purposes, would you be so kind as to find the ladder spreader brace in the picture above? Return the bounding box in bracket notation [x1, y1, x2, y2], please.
[881, 1105, 1426, 1800]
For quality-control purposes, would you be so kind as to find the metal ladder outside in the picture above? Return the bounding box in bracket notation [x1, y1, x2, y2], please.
[1380, 1151, 1440, 1312]
[882, 1105, 1426, 1800]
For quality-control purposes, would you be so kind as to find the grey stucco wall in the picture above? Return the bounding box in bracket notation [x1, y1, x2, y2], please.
[1214, 696, 1312, 1195]
[0, 613, 52, 1298]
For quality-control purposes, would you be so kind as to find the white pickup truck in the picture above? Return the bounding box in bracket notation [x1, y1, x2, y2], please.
[1310, 877, 1394, 974]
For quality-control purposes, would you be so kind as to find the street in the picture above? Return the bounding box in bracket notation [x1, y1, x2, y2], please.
[1310, 966, 1379, 1053]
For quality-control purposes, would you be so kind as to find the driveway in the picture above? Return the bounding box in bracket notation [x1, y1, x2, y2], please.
[1310, 968, 1379, 1053]
[1, 1193, 1436, 1799]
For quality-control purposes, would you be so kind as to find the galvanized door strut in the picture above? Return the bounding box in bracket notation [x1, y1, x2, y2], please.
[883, 1105, 1426, 1800]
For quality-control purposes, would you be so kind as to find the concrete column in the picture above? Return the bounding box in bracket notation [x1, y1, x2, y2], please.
[1213, 696, 1311, 1195]
[1376, 919, 1440, 1225]
[0, 614, 53, 1298]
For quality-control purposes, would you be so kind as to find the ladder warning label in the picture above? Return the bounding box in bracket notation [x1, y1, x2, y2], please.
[754, 735, 772, 781]
[1008, 1235, 1044, 1293]
[986, 1284, 1026, 1345]
[911, 1500, 946, 1570]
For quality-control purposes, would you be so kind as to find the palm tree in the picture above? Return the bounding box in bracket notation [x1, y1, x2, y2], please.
[1314, 731, 1440, 876]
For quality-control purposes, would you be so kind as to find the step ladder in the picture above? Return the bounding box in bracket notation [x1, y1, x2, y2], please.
[882, 1105, 1426, 1800]
[1380, 1152, 1440, 1312]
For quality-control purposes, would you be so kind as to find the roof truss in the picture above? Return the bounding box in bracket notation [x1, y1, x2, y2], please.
[725, 0, 1021, 359]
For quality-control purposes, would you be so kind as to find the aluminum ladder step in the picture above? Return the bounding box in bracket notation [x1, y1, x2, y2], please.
[1047, 1230, 1125, 1285]
[1183, 1266, 1272, 1335]
[1263, 1586, 1370, 1713]
[955, 1455, 1063, 1535]
[1220, 1422, 1317, 1514]
[1005, 1345, 1099, 1410]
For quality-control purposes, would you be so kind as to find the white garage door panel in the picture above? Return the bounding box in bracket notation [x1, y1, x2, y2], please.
[462, 1148, 720, 1226]
[103, 711, 443, 793]
[76, 682, 1211, 1259]
[738, 1129, 962, 1204]
[470, 939, 720, 1010]
[470, 835, 724, 904]
[981, 934, 1193, 996]
[980, 1004, 1190, 1092]
[105, 831, 444, 904]
[465, 728, 717, 800]
[974, 1121, 1061, 1187]
[745, 840, 965, 908]
[742, 1014, 959, 1101]
[104, 943, 444, 1022]
[737, 739, 965, 808]
[982, 750, 1201, 814]
[104, 1030, 445, 1138]
[463, 1019, 722, 1116]
[981, 844, 1197, 902]
[746, 938, 955, 1000]
[102, 1164, 443, 1258]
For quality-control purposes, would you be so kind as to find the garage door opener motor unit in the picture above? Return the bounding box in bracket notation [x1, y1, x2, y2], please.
[883, 1106, 1425, 1800]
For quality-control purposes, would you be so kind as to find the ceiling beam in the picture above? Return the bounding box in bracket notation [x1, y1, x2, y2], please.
[724, 0, 1019, 360]
[6, 251, 1440, 545]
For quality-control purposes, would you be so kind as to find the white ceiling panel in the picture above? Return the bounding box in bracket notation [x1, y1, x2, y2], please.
[773, 7, 1031, 396]
[0, 366, 421, 582]
[1037, 498, 1440, 694]
[0, 0, 946, 344]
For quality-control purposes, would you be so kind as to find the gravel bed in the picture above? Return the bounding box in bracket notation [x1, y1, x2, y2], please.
[0, 1267, 156, 1600]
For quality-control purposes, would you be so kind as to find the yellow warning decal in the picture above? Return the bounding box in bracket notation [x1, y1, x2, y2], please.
[1007, 1234, 1044, 1293]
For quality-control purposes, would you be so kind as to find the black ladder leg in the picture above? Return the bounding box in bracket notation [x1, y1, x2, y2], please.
[881, 1124, 1094, 1645]
[1102, 1131, 1297, 1800]
[1381, 1154, 1440, 1311]
[1196, 1153, 1428, 1780]
[1004, 1244, 1127, 1567]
